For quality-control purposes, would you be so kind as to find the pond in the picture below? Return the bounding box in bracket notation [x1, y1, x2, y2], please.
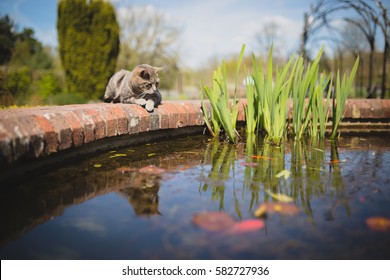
[1, 133, 390, 259]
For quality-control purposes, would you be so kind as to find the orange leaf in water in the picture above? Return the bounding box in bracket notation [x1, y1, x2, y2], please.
[366, 217, 390, 232]
[251, 155, 273, 160]
[254, 202, 300, 217]
[228, 219, 265, 234]
[139, 165, 165, 175]
[192, 212, 236, 232]
[240, 162, 258, 167]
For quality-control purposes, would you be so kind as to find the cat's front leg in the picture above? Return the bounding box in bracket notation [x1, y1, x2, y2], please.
[145, 100, 155, 112]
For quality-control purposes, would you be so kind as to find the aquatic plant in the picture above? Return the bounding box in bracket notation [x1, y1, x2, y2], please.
[202, 44, 358, 143]
[201, 45, 246, 142]
[331, 57, 359, 139]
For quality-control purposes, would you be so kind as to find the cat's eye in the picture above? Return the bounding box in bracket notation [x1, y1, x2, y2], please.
[146, 84, 152, 89]
[156, 82, 159, 87]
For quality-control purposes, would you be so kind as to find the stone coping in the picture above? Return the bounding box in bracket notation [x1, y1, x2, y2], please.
[0, 99, 390, 170]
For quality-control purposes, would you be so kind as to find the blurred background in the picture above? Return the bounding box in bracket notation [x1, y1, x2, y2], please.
[0, 0, 389, 107]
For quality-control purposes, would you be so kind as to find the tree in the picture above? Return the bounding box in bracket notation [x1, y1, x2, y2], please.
[0, 15, 16, 65]
[57, 0, 120, 100]
[117, 6, 180, 90]
[255, 21, 281, 58]
[301, 0, 388, 98]
[9, 27, 53, 69]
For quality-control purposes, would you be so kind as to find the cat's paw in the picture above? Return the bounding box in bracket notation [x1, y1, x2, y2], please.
[145, 100, 155, 112]
[134, 98, 147, 106]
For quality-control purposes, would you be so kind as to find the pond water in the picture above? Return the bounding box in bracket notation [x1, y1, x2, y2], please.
[1, 134, 390, 260]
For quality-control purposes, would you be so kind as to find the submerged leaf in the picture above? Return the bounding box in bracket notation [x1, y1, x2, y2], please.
[366, 217, 390, 232]
[139, 165, 166, 175]
[228, 219, 265, 234]
[192, 211, 236, 232]
[240, 161, 258, 167]
[275, 169, 291, 180]
[254, 202, 300, 217]
[109, 153, 127, 158]
[265, 190, 294, 202]
[93, 164, 102, 168]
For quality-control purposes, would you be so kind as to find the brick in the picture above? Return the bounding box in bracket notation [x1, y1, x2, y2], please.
[125, 104, 149, 132]
[118, 105, 140, 134]
[59, 111, 84, 147]
[172, 102, 188, 127]
[16, 115, 45, 158]
[95, 106, 118, 137]
[155, 105, 169, 129]
[32, 115, 59, 154]
[162, 103, 179, 128]
[109, 105, 130, 135]
[181, 102, 198, 126]
[149, 111, 159, 131]
[72, 109, 96, 143]
[42, 112, 73, 151]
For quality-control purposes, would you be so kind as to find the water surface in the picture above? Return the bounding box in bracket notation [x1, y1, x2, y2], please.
[1, 134, 390, 259]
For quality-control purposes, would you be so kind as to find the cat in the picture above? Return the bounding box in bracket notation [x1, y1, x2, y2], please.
[103, 64, 162, 112]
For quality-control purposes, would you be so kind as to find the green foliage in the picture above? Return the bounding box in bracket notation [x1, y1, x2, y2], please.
[331, 57, 359, 139]
[57, 0, 120, 100]
[0, 15, 16, 64]
[4, 67, 31, 98]
[202, 45, 359, 144]
[36, 72, 63, 100]
[251, 48, 295, 145]
[201, 45, 245, 142]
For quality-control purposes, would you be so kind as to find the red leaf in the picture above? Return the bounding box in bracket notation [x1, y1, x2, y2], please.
[366, 216, 390, 231]
[139, 165, 165, 175]
[192, 212, 236, 232]
[229, 219, 265, 234]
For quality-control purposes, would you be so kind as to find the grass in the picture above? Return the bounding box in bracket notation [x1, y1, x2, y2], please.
[201, 44, 359, 143]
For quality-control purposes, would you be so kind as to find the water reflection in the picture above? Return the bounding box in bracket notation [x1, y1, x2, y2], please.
[199, 135, 355, 224]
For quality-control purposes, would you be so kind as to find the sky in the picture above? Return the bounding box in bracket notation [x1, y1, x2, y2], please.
[0, 0, 388, 69]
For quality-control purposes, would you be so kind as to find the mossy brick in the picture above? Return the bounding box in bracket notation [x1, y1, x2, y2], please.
[16, 115, 45, 158]
[117, 105, 140, 134]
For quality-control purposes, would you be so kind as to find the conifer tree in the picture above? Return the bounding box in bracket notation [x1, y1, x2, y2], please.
[57, 0, 119, 100]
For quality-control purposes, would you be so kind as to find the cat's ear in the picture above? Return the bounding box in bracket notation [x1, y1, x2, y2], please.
[153, 67, 163, 73]
[139, 69, 150, 80]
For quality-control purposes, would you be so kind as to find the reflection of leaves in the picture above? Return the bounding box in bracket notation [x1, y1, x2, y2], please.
[251, 155, 273, 160]
[228, 219, 264, 234]
[139, 165, 165, 175]
[366, 217, 390, 232]
[192, 212, 236, 232]
[265, 190, 293, 202]
[240, 161, 258, 167]
[109, 153, 127, 158]
[254, 202, 300, 217]
[275, 169, 291, 180]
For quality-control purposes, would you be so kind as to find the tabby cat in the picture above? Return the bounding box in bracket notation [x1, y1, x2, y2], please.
[103, 64, 162, 112]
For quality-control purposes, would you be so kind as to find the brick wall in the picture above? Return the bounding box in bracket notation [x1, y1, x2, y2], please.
[0, 99, 390, 168]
